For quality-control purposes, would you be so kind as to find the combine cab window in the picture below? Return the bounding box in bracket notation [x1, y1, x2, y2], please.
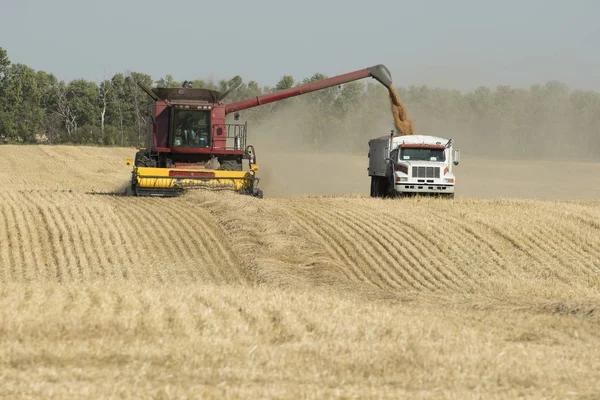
[172, 110, 211, 148]
[400, 148, 445, 162]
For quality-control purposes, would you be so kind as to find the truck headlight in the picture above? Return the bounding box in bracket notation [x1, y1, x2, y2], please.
[398, 177, 409, 182]
[444, 178, 455, 183]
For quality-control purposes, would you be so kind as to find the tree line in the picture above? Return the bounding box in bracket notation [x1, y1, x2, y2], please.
[1, 47, 598, 159]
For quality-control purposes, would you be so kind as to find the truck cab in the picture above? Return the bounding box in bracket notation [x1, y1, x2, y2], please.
[369, 134, 460, 198]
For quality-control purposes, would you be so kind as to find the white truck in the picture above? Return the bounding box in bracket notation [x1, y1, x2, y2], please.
[368, 133, 460, 198]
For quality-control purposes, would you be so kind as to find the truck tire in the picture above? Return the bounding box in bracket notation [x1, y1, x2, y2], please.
[370, 177, 387, 198]
[370, 177, 379, 197]
[370, 177, 376, 197]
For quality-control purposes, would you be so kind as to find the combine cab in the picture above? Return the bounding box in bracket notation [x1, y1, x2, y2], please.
[129, 65, 395, 197]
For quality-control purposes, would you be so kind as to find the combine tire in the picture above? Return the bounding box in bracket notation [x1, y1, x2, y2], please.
[134, 150, 156, 168]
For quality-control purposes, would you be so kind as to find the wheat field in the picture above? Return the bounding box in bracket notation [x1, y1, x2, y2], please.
[0, 145, 599, 399]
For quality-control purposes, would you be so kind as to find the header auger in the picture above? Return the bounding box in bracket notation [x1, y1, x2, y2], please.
[129, 65, 394, 197]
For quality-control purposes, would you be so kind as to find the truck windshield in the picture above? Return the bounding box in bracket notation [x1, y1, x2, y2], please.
[400, 148, 445, 162]
[172, 109, 211, 148]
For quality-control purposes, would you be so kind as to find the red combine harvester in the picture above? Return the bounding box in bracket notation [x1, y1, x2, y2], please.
[130, 64, 394, 197]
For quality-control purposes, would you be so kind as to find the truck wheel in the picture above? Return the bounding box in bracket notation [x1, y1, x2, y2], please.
[370, 177, 380, 197]
[370, 177, 376, 197]
[370, 177, 388, 198]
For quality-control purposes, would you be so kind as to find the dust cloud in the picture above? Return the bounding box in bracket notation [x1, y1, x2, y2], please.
[235, 85, 600, 199]
[241, 100, 374, 197]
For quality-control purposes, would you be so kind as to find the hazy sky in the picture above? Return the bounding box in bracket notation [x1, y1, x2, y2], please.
[1, 0, 598, 91]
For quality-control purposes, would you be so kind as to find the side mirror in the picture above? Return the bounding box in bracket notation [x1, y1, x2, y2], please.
[384, 157, 393, 164]
[453, 149, 460, 166]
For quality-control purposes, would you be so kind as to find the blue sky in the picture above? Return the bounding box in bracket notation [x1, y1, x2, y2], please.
[2, 0, 598, 90]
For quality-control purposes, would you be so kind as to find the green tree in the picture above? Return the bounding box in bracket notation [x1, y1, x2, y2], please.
[0, 47, 9, 80]
[125, 72, 153, 145]
[334, 81, 364, 115]
[107, 73, 128, 145]
[155, 74, 180, 88]
[191, 79, 217, 90]
[275, 75, 294, 91]
[67, 79, 101, 128]
[0, 63, 46, 142]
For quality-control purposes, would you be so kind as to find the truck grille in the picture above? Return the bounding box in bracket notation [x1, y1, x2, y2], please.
[412, 166, 440, 179]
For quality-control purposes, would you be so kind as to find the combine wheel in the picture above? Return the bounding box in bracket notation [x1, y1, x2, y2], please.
[130, 170, 139, 196]
[124, 185, 135, 196]
[134, 150, 156, 168]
